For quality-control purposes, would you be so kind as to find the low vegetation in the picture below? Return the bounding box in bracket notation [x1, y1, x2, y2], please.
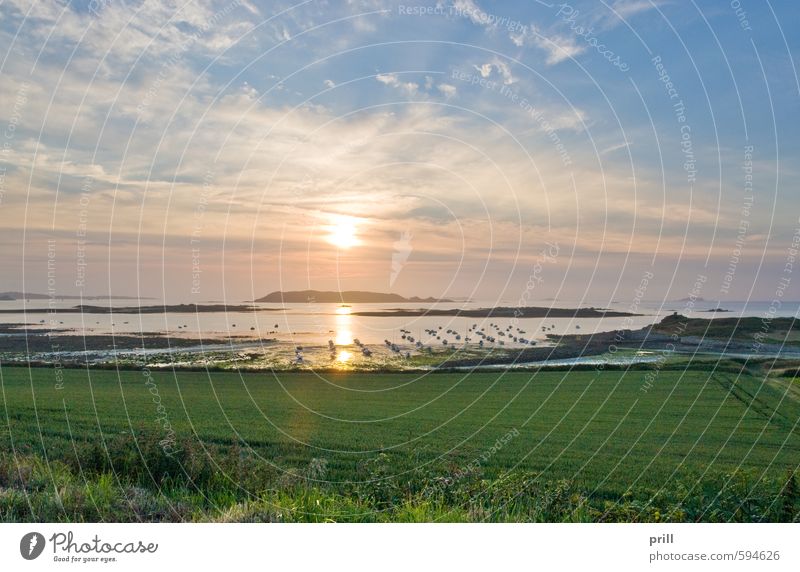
[1, 366, 799, 522]
[653, 313, 800, 343]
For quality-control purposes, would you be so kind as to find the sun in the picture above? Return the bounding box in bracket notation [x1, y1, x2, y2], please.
[325, 215, 360, 249]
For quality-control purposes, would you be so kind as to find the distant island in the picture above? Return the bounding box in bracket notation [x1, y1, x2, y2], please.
[0, 304, 277, 314]
[352, 306, 639, 318]
[254, 290, 452, 303]
[0, 291, 150, 301]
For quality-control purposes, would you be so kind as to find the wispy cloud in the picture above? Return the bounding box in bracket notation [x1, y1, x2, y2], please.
[473, 59, 516, 84]
[610, 0, 664, 19]
[376, 73, 419, 95]
[601, 141, 632, 155]
[534, 34, 586, 65]
[437, 83, 458, 98]
[452, 0, 488, 27]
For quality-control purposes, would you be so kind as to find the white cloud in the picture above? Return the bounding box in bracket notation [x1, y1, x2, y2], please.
[452, 0, 486, 27]
[375, 73, 419, 95]
[376, 73, 397, 84]
[582, 0, 666, 31]
[510, 31, 526, 47]
[534, 34, 586, 65]
[493, 60, 516, 84]
[324, 79, 337, 88]
[601, 141, 632, 155]
[509, 23, 537, 47]
[1, 0, 254, 67]
[548, 107, 588, 131]
[610, 0, 663, 19]
[472, 59, 516, 84]
[474, 63, 493, 78]
[437, 83, 457, 99]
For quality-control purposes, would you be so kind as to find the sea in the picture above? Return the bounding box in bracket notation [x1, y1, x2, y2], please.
[2, 298, 797, 350]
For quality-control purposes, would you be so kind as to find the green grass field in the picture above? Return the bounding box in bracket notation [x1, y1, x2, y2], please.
[2, 365, 799, 522]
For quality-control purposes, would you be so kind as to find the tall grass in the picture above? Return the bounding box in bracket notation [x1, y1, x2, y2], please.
[1, 430, 798, 523]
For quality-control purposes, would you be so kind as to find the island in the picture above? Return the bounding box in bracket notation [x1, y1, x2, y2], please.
[351, 306, 640, 318]
[0, 304, 279, 314]
[254, 290, 452, 303]
[0, 291, 150, 301]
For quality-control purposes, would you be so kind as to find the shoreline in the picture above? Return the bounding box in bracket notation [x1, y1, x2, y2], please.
[351, 306, 640, 318]
[0, 303, 281, 314]
[2, 313, 799, 373]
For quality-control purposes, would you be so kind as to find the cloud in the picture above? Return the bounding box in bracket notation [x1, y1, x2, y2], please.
[451, 0, 487, 27]
[437, 83, 457, 99]
[375, 73, 419, 95]
[451, 0, 532, 44]
[601, 141, 632, 155]
[474, 63, 493, 78]
[579, 0, 667, 31]
[508, 22, 537, 47]
[610, 0, 664, 19]
[534, 34, 586, 65]
[472, 59, 516, 84]
[1, 0, 253, 67]
[324, 79, 337, 88]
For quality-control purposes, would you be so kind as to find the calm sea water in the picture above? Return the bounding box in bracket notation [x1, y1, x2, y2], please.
[1, 299, 797, 349]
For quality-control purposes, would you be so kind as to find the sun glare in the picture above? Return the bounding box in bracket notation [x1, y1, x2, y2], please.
[335, 329, 353, 345]
[325, 216, 360, 249]
[335, 309, 353, 345]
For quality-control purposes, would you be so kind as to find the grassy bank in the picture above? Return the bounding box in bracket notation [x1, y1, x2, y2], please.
[1, 366, 799, 522]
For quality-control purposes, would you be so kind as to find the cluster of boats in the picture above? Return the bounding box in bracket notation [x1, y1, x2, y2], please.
[290, 321, 541, 366]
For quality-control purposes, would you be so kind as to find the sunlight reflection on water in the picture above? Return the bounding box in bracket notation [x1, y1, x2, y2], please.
[335, 309, 353, 345]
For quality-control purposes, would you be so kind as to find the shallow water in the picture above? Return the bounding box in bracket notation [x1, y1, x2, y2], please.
[1, 299, 797, 350]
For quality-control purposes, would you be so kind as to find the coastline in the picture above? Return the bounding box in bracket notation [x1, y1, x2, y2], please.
[3, 313, 799, 373]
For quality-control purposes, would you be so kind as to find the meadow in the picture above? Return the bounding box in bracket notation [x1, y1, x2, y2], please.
[1, 365, 799, 522]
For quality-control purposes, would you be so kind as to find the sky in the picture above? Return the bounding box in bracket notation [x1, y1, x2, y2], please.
[0, 0, 798, 304]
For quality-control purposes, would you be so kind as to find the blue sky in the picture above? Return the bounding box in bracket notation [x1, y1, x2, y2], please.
[1, 0, 798, 303]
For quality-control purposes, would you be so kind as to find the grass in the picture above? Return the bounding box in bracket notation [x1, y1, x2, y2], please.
[653, 313, 800, 342]
[1, 365, 799, 522]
